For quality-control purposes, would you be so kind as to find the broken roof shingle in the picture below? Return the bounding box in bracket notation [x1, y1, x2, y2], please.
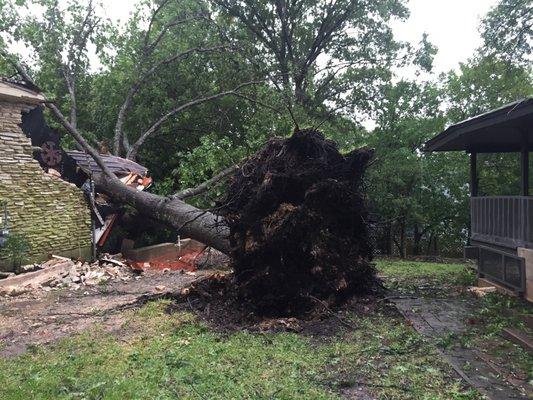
[66, 151, 148, 177]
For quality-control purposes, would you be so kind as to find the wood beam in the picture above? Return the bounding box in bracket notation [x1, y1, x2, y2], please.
[521, 140, 529, 196]
[470, 152, 478, 197]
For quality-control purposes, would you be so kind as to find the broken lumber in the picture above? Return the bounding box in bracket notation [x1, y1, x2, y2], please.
[0, 261, 74, 295]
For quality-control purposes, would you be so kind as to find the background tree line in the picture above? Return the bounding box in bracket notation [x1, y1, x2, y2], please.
[0, 0, 531, 256]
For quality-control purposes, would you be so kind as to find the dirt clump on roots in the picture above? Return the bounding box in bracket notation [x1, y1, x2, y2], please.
[218, 128, 378, 317]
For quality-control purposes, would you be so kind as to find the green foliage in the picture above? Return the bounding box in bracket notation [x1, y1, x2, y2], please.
[9, 0, 110, 121]
[177, 134, 255, 194]
[445, 56, 533, 123]
[367, 13, 532, 256]
[213, 0, 436, 118]
[480, 0, 532, 66]
[0, 233, 30, 270]
[477, 293, 532, 335]
[465, 293, 533, 382]
[366, 80, 470, 256]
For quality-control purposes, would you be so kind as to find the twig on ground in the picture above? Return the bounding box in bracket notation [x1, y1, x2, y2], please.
[307, 295, 357, 330]
[352, 380, 414, 392]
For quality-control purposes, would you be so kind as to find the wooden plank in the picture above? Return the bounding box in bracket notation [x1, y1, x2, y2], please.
[0, 261, 74, 295]
[502, 328, 533, 354]
[478, 278, 518, 297]
[522, 315, 533, 330]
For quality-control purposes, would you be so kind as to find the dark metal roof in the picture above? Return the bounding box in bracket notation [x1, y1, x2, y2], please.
[424, 98, 533, 153]
[66, 151, 148, 177]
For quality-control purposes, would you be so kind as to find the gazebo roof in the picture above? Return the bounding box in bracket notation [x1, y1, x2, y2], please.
[424, 97, 533, 153]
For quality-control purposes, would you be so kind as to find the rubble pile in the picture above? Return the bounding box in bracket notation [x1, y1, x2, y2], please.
[221, 129, 378, 316]
[0, 256, 136, 297]
[44, 257, 135, 289]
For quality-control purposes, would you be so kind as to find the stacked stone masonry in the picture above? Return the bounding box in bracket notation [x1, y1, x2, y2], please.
[0, 101, 92, 267]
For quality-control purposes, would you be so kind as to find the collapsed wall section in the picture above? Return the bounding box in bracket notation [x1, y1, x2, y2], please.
[0, 101, 92, 268]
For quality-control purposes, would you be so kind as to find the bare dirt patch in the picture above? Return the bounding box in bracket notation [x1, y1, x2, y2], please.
[0, 270, 212, 357]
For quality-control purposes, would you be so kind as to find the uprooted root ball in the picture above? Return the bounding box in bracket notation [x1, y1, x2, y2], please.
[221, 129, 378, 316]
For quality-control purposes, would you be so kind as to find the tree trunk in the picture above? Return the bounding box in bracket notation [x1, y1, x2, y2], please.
[398, 221, 406, 258]
[94, 174, 230, 254]
[413, 223, 421, 256]
[392, 221, 406, 258]
[426, 233, 433, 255]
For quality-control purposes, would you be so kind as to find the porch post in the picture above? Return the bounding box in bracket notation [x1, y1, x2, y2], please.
[470, 152, 478, 197]
[521, 138, 529, 196]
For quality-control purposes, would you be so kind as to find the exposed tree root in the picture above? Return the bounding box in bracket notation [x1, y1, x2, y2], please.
[220, 129, 378, 316]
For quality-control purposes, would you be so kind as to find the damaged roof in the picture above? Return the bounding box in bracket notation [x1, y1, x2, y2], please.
[0, 79, 45, 104]
[66, 151, 149, 177]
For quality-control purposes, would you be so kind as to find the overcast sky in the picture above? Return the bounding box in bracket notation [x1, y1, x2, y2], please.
[391, 0, 499, 75]
[100, 0, 499, 76]
[10, 0, 499, 78]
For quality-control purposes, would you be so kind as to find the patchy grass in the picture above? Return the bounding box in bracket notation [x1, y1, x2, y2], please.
[375, 258, 477, 295]
[376, 259, 472, 278]
[323, 313, 480, 399]
[466, 293, 533, 383]
[375, 258, 532, 387]
[0, 299, 481, 399]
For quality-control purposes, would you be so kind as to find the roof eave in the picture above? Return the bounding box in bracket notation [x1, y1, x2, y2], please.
[0, 81, 46, 105]
[424, 97, 533, 153]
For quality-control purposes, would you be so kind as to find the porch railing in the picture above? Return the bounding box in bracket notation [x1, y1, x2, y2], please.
[471, 196, 533, 249]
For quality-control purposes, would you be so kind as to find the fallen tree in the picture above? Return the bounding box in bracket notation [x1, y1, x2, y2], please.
[48, 95, 231, 254]
[6, 56, 378, 317]
[52, 108, 379, 317]
[2, 47, 231, 253]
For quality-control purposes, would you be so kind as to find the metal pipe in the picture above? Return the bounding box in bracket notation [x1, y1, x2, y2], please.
[0, 201, 9, 247]
[90, 178, 97, 261]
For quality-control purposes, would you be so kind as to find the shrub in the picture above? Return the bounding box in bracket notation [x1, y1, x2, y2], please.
[0, 234, 30, 272]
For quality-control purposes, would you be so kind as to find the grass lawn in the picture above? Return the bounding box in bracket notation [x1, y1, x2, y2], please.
[377, 259, 477, 296]
[0, 260, 510, 399]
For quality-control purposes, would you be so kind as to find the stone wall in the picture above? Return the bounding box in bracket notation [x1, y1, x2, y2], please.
[0, 101, 92, 269]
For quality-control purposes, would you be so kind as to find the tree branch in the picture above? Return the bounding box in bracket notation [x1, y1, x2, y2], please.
[126, 80, 263, 160]
[145, 15, 208, 56]
[142, 0, 173, 51]
[113, 44, 227, 156]
[48, 103, 116, 179]
[0, 49, 34, 84]
[62, 0, 99, 130]
[172, 164, 239, 200]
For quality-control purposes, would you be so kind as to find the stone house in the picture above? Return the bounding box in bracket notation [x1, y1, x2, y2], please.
[0, 81, 92, 269]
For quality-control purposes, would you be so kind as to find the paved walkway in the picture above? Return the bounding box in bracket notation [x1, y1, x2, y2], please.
[393, 297, 530, 400]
